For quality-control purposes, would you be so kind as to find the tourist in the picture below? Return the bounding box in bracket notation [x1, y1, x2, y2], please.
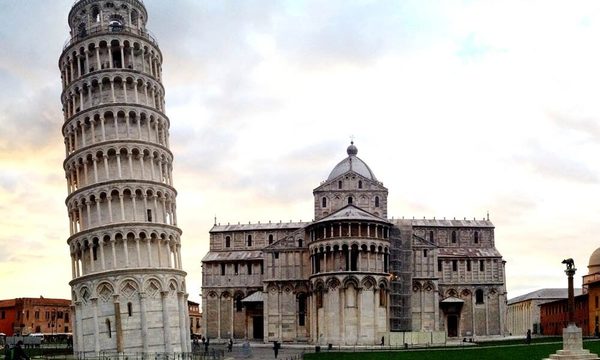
[526, 329, 531, 344]
[4, 343, 11, 360]
[12, 341, 29, 360]
[273, 341, 280, 358]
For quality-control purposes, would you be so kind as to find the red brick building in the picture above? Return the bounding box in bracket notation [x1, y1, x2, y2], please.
[0, 297, 71, 336]
[539, 293, 589, 336]
[188, 300, 202, 338]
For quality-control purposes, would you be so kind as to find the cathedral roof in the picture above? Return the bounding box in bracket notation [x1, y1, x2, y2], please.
[210, 221, 308, 233]
[313, 204, 389, 224]
[327, 142, 377, 181]
[202, 250, 263, 262]
[392, 218, 495, 228]
[437, 247, 503, 258]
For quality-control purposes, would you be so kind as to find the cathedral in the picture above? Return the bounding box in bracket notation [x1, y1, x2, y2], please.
[201, 142, 507, 345]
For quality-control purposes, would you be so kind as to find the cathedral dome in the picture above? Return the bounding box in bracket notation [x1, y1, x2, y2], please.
[588, 247, 600, 274]
[327, 142, 377, 181]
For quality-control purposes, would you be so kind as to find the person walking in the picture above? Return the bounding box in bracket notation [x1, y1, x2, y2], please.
[3, 343, 11, 360]
[526, 329, 532, 344]
[12, 341, 29, 360]
[273, 341, 280, 358]
[228, 338, 233, 352]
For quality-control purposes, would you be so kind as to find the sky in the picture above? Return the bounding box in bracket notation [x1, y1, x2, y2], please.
[1, 0, 600, 305]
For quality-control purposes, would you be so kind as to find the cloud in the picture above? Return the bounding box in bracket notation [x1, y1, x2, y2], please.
[515, 141, 599, 184]
[0, 84, 63, 153]
[547, 110, 600, 141]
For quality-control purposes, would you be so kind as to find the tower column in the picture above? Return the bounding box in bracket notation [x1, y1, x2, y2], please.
[139, 292, 149, 353]
[161, 291, 173, 352]
[99, 239, 106, 270]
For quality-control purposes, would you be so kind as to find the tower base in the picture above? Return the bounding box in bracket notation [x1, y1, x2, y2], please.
[544, 325, 599, 360]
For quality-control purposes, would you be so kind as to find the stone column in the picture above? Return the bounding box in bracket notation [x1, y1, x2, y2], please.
[91, 298, 100, 353]
[74, 302, 84, 354]
[161, 291, 173, 352]
[113, 296, 123, 352]
[178, 291, 187, 351]
[139, 292, 149, 353]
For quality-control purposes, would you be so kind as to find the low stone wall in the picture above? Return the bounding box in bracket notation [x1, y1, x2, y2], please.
[388, 331, 446, 346]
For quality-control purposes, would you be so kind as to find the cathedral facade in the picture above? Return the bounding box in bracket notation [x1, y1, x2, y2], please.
[201, 143, 507, 344]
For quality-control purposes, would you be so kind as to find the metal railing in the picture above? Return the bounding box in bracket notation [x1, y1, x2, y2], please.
[63, 24, 159, 51]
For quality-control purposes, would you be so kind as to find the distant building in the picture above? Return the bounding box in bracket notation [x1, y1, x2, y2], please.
[538, 248, 600, 337]
[507, 288, 582, 336]
[188, 301, 202, 337]
[540, 294, 589, 336]
[0, 297, 71, 336]
[201, 142, 507, 345]
[583, 247, 600, 336]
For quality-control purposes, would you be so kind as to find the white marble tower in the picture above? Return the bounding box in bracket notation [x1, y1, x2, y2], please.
[59, 0, 190, 355]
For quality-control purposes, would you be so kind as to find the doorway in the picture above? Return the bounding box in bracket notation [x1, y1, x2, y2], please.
[252, 316, 264, 340]
[447, 315, 459, 337]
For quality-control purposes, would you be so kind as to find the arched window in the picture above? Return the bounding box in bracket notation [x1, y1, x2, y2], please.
[92, 6, 100, 22]
[358, 180, 362, 189]
[108, 15, 124, 32]
[131, 9, 139, 27]
[247, 263, 252, 275]
[451, 231, 457, 243]
[235, 295, 243, 312]
[127, 302, 133, 317]
[298, 239, 303, 247]
[348, 196, 353, 205]
[106, 319, 112, 338]
[379, 284, 387, 306]
[77, 23, 87, 38]
[225, 236, 231, 248]
[322, 197, 327, 208]
[350, 245, 358, 271]
[474, 231, 479, 243]
[316, 288, 323, 309]
[476, 289, 484, 304]
[375, 196, 380, 208]
[268, 234, 273, 244]
[298, 294, 307, 326]
[247, 235, 252, 247]
[338, 180, 342, 189]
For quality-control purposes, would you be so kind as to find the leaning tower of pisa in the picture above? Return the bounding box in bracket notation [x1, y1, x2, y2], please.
[59, 0, 190, 355]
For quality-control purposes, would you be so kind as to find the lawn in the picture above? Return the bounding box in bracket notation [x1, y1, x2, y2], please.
[304, 339, 600, 360]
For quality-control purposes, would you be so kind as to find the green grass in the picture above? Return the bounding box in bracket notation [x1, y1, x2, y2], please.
[304, 339, 600, 360]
